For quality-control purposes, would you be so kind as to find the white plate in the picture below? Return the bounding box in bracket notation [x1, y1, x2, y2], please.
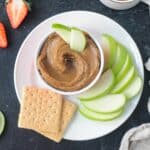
[14, 11, 144, 141]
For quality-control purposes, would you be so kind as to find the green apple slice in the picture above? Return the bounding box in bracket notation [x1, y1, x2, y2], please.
[70, 27, 86, 52]
[101, 34, 117, 69]
[111, 66, 135, 93]
[116, 54, 132, 82]
[79, 69, 115, 100]
[0, 111, 5, 136]
[81, 94, 126, 113]
[52, 23, 71, 43]
[122, 76, 143, 100]
[79, 105, 123, 121]
[112, 45, 127, 75]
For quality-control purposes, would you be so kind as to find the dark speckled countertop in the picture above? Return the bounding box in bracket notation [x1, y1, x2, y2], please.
[0, 0, 150, 150]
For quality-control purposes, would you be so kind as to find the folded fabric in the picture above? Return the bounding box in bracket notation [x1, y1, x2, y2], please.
[119, 123, 150, 150]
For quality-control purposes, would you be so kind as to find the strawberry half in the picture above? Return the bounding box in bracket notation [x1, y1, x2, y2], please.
[6, 0, 31, 29]
[0, 22, 8, 48]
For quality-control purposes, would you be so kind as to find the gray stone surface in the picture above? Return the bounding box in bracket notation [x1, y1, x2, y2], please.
[0, 0, 150, 150]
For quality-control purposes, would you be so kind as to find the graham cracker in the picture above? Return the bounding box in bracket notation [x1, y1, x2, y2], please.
[18, 86, 63, 133]
[35, 99, 77, 143]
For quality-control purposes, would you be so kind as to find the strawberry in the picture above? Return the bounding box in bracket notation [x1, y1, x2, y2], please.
[6, 0, 31, 29]
[0, 22, 8, 48]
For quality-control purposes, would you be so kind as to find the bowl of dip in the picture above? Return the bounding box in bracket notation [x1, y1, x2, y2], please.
[35, 30, 104, 95]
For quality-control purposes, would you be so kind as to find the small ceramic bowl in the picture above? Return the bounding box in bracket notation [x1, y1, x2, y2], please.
[100, 0, 149, 10]
[35, 31, 104, 95]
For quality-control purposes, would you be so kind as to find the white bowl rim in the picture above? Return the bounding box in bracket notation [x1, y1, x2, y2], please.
[34, 30, 104, 95]
[111, 0, 137, 3]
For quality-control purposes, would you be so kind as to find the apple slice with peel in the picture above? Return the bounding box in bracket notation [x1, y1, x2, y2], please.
[52, 24, 86, 52]
[52, 23, 71, 44]
[116, 54, 132, 82]
[79, 105, 123, 121]
[79, 69, 115, 100]
[70, 27, 86, 52]
[111, 66, 135, 94]
[81, 94, 126, 113]
[112, 44, 127, 75]
[0, 111, 5, 136]
[101, 34, 117, 69]
[122, 76, 143, 100]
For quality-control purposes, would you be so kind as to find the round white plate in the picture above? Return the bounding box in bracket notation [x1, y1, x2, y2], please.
[14, 11, 144, 141]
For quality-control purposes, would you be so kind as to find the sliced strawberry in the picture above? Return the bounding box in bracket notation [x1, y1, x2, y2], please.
[0, 22, 8, 48]
[6, 0, 30, 29]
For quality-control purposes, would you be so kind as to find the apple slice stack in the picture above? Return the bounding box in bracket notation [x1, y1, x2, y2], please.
[52, 23, 86, 52]
[79, 34, 143, 121]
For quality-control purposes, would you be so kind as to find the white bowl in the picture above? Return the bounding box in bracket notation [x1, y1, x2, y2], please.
[100, 0, 140, 10]
[35, 31, 104, 95]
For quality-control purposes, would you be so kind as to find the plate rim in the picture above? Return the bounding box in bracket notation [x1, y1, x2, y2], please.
[14, 10, 144, 141]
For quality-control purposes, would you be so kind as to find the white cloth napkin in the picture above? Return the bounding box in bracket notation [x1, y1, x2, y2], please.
[119, 124, 150, 150]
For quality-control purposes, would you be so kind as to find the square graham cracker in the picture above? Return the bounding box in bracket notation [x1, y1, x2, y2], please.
[35, 99, 77, 142]
[18, 86, 63, 133]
